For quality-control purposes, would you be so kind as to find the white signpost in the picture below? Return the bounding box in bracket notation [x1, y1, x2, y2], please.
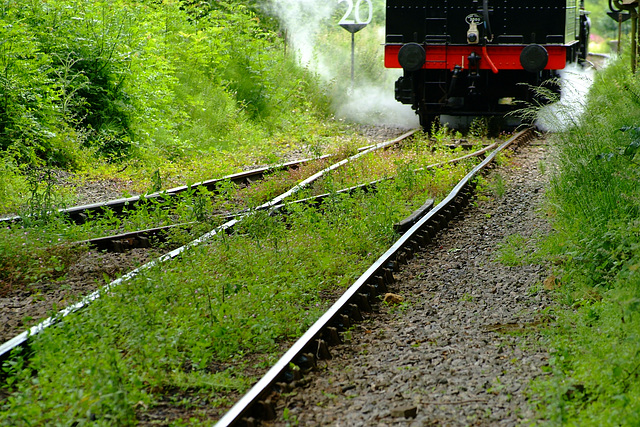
[338, 0, 372, 89]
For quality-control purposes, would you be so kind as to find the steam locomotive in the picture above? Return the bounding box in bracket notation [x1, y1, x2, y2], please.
[385, 0, 590, 128]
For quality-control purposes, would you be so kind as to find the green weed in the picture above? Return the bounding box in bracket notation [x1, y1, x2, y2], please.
[0, 140, 491, 423]
[0, 0, 339, 197]
[495, 233, 533, 266]
[527, 57, 640, 424]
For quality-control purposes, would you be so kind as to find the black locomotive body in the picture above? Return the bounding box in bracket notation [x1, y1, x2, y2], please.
[385, 0, 590, 127]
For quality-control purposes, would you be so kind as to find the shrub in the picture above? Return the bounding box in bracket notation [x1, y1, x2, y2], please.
[530, 57, 640, 424]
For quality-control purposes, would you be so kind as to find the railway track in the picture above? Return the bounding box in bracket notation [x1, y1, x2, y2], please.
[216, 128, 535, 426]
[79, 140, 501, 253]
[4, 132, 463, 257]
[265, 133, 553, 426]
[0, 155, 333, 225]
[0, 127, 535, 426]
[0, 129, 419, 359]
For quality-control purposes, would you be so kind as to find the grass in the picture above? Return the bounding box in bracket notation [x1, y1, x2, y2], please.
[494, 233, 534, 266]
[0, 152, 346, 296]
[491, 56, 640, 424]
[0, 134, 486, 299]
[0, 0, 346, 216]
[0, 130, 496, 425]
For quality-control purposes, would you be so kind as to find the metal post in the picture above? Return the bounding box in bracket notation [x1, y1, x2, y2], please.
[619, 13, 623, 54]
[351, 32, 355, 90]
[339, 21, 367, 93]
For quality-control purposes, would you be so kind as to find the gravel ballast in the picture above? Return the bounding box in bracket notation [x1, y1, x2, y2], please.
[271, 139, 553, 426]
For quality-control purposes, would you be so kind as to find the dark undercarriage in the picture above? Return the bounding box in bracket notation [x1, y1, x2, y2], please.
[386, 0, 589, 129]
[395, 68, 561, 127]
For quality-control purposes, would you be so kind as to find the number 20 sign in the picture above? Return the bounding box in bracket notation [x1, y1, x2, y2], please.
[338, 0, 372, 33]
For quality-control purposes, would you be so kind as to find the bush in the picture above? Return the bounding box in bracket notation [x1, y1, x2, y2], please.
[0, 154, 26, 213]
[530, 57, 640, 424]
[0, 0, 334, 171]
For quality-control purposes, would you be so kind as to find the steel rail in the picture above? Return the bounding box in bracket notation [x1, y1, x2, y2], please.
[215, 127, 534, 426]
[79, 132, 491, 253]
[0, 155, 334, 224]
[0, 130, 418, 361]
[268, 140, 499, 216]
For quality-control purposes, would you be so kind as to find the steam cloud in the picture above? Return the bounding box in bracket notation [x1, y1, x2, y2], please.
[536, 64, 595, 132]
[263, 0, 419, 128]
[264, 0, 336, 79]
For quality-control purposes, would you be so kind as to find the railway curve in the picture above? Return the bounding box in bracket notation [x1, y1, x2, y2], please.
[0, 127, 553, 426]
[216, 129, 543, 426]
[265, 135, 554, 426]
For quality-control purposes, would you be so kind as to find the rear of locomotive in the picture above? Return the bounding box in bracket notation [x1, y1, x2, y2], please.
[385, 0, 590, 128]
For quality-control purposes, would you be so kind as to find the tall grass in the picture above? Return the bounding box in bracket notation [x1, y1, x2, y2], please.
[529, 58, 640, 424]
[0, 0, 339, 215]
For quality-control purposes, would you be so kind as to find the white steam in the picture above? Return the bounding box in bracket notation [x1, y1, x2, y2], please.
[536, 63, 596, 132]
[334, 84, 419, 128]
[264, 0, 337, 79]
[263, 0, 419, 128]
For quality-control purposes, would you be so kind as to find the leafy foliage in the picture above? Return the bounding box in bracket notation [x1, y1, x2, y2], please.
[0, 0, 332, 169]
[529, 57, 640, 424]
[585, 0, 620, 43]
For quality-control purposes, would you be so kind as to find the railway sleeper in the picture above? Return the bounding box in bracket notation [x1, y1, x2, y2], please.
[414, 231, 431, 248]
[396, 249, 407, 265]
[370, 275, 388, 294]
[293, 353, 317, 374]
[402, 240, 417, 259]
[257, 398, 277, 421]
[362, 283, 378, 303]
[352, 292, 373, 313]
[323, 326, 341, 346]
[383, 267, 395, 284]
[314, 339, 332, 360]
[275, 382, 291, 393]
[348, 304, 364, 322]
[438, 210, 450, 224]
[334, 313, 351, 330]
[423, 224, 437, 239]
[282, 366, 302, 383]
[452, 195, 465, 211]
